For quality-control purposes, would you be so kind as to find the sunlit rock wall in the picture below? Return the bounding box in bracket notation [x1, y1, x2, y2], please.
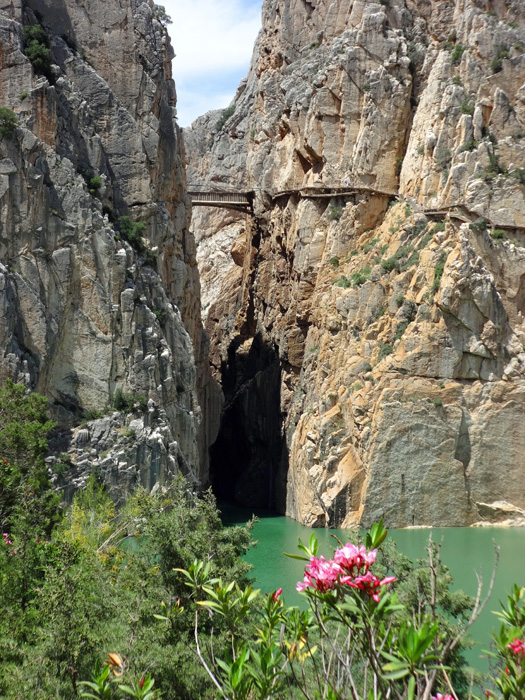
[193, 0, 525, 527]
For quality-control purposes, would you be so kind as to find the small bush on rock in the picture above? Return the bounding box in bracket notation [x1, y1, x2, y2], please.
[0, 108, 18, 138]
[23, 24, 52, 78]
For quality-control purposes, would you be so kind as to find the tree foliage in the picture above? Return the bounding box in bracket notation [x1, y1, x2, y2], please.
[0, 108, 18, 138]
[0, 379, 254, 700]
[0, 379, 57, 531]
[23, 24, 52, 78]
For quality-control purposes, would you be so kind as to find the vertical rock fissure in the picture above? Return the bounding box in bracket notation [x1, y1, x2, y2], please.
[209, 333, 285, 509]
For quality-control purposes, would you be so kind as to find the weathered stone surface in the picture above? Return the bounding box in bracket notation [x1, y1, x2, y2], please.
[195, 0, 525, 526]
[0, 0, 220, 490]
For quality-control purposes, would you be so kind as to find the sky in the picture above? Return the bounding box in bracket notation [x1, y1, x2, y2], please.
[162, 0, 263, 127]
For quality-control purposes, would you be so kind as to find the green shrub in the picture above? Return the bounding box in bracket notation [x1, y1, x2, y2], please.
[433, 222, 446, 233]
[491, 229, 507, 240]
[23, 25, 52, 78]
[457, 138, 478, 154]
[89, 175, 102, 192]
[350, 266, 371, 286]
[418, 231, 433, 249]
[154, 309, 168, 324]
[0, 108, 18, 138]
[333, 275, 351, 288]
[395, 295, 405, 307]
[19, 91, 29, 101]
[216, 105, 235, 131]
[113, 388, 147, 413]
[328, 205, 343, 221]
[450, 43, 466, 65]
[395, 156, 403, 176]
[143, 249, 157, 267]
[118, 216, 146, 251]
[478, 151, 506, 181]
[378, 342, 394, 360]
[381, 257, 396, 272]
[329, 256, 340, 268]
[460, 101, 474, 115]
[381, 244, 415, 273]
[510, 167, 525, 185]
[399, 250, 419, 271]
[394, 320, 409, 341]
[452, 75, 462, 86]
[431, 258, 446, 294]
[491, 46, 510, 73]
[469, 217, 488, 233]
[363, 238, 379, 253]
[83, 408, 106, 421]
[430, 397, 443, 407]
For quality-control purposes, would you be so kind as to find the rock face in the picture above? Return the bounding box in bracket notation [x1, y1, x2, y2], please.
[0, 0, 219, 492]
[191, 0, 525, 526]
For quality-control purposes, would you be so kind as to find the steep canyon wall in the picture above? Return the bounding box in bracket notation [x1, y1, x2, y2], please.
[188, 0, 525, 527]
[0, 0, 220, 497]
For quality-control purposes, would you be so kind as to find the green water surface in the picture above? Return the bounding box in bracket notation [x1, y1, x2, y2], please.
[222, 505, 525, 671]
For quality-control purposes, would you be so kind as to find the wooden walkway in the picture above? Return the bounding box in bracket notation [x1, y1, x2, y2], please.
[271, 185, 397, 200]
[187, 187, 524, 232]
[421, 206, 524, 232]
[188, 185, 395, 212]
[188, 190, 253, 212]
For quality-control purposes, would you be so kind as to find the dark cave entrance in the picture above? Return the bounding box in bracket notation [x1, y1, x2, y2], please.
[209, 333, 287, 511]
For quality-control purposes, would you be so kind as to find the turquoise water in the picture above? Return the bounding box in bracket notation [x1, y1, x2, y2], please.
[221, 505, 525, 671]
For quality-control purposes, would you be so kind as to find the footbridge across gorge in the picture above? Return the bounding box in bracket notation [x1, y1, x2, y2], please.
[187, 185, 398, 212]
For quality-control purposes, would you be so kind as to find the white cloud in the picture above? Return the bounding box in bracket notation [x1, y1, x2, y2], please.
[161, 0, 262, 125]
[175, 86, 235, 128]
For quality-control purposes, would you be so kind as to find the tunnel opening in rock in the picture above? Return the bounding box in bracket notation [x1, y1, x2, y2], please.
[209, 333, 287, 511]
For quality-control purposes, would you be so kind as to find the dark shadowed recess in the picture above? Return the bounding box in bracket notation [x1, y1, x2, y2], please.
[209, 333, 288, 511]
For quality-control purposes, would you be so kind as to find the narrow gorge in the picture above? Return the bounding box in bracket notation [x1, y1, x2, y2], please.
[1, 0, 525, 529]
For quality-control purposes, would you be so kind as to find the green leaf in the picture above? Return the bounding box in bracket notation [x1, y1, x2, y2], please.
[283, 551, 310, 561]
[383, 668, 410, 680]
[407, 675, 416, 700]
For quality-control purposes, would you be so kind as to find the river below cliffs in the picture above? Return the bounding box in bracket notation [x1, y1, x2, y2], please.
[221, 504, 525, 671]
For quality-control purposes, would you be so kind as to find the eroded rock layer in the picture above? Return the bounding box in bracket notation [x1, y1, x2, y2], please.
[192, 0, 525, 526]
[0, 0, 219, 495]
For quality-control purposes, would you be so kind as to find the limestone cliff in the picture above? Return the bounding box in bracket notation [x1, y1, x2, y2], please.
[190, 0, 525, 527]
[0, 0, 218, 496]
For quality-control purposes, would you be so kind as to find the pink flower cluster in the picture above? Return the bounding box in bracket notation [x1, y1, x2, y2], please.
[507, 638, 525, 657]
[431, 694, 454, 700]
[297, 543, 395, 601]
[2, 532, 16, 556]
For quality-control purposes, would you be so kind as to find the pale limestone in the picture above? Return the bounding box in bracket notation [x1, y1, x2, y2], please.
[198, 0, 525, 527]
